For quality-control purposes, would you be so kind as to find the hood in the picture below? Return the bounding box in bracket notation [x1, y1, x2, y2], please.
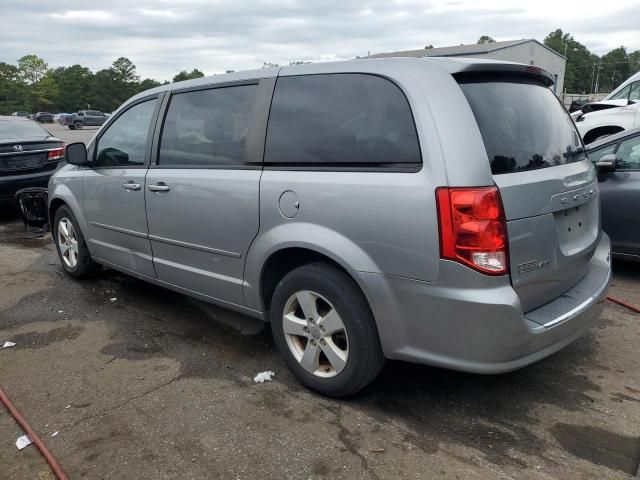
[570, 99, 631, 119]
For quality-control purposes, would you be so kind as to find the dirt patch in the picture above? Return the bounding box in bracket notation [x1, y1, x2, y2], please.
[8, 324, 84, 349]
[550, 423, 640, 475]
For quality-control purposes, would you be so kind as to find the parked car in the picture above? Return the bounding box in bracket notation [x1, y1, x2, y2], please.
[49, 59, 611, 396]
[58, 113, 74, 126]
[68, 110, 108, 130]
[11, 111, 30, 118]
[35, 112, 54, 123]
[0, 116, 65, 205]
[586, 127, 640, 261]
[572, 71, 640, 144]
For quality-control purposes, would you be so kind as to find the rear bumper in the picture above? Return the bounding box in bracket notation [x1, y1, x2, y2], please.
[355, 233, 611, 373]
[0, 163, 64, 200]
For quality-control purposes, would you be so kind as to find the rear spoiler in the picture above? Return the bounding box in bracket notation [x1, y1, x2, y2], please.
[451, 63, 555, 87]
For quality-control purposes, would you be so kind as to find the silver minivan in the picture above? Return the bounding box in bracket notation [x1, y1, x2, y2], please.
[50, 58, 611, 396]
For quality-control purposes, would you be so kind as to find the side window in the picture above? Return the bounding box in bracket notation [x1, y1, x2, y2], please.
[616, 135, 640, 170]
[95, 99, 156, 168]
[589, 144, 616, 163]
[629, 82, 640, 102]
[264, 74, 421, 167]
[158, 84, 258, 167]
[77, 112, 85, 117]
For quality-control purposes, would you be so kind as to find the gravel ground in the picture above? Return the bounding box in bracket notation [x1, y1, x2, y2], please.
[45, 122, 100, 145]
[0, 212, 639, 479]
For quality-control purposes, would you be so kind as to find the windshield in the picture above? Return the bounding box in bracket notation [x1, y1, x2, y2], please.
[0, 119, 49, 139]
[459, 80, 585, 174]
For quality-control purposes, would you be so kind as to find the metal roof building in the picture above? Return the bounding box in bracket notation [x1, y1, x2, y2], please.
[368, 39, 567, 94]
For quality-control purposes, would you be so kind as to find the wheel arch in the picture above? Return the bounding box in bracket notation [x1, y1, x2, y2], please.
[583, 125, 625, 145]
[244, 224, 381, 314]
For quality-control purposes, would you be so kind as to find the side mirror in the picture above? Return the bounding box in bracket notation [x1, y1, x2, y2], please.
[595, 154, 617, 173]
[65, 142, 90, 166]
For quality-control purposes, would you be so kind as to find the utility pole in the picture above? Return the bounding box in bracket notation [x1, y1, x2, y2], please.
[590, 61, 596, 94]
[594, 59, 602, 94]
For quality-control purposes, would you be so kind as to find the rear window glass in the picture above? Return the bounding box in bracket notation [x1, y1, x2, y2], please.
[459, 80, 584, 174]
[265, 74, 421, 167]
[0, 119, 48, 139]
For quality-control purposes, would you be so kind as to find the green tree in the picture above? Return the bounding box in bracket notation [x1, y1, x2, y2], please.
[50, 65, 94, 112]
[477, 35, 495, 44]
[0, 62, 27, 114]
[172, 68, 205, 83]
[629, 50, 640, 74]
[598, 47, 630, 92]
[31, 72, 59, 111]
[17, 54, 48, 85]
[111, 57, 139, 84]
[544, 29, 599, 93]
[137, 78, 162, 93]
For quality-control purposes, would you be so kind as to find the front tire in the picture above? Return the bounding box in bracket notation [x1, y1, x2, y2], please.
[74, 121, 83, 130]
[53, 206, 98, 278]
[270, 263, 385, 397]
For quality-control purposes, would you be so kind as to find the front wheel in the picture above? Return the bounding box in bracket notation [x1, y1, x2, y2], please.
[270, 263, 385, 397]
[53, 206, 98, 278]
[74, 121, 83, 130]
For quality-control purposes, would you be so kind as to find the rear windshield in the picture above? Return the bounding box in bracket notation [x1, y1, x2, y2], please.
[0, 119, 49, 139]
[459, 80, 584, 174]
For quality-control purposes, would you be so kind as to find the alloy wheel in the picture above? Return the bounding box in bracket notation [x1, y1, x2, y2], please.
[57, 217, 79, 268]
[282, 290, 349, 378]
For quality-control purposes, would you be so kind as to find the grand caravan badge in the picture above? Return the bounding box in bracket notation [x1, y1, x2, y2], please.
[518, 259, 551, 275]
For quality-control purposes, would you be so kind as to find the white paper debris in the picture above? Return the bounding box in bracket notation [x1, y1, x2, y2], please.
[2, 341, 16, 348]
[58, 310, 64, 314]
[253, 371, 275, 383]
[51, 431, 59, 437]
[64, 405, 71, 409]
[16, 435, 32, 450]
[109, 298, 117, 303]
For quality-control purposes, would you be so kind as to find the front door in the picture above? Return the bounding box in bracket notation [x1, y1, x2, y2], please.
[82, 96, 161, 276]
[599, 133, 640, 256]
[145, 82, 267, 305]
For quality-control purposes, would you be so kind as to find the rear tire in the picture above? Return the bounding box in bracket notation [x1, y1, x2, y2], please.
[270, 263, 385, 397]
[53, 206, 98, 278]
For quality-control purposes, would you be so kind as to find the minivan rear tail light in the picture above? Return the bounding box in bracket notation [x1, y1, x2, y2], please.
[47, 144, 66, 161]
[436, 186, 509, 275]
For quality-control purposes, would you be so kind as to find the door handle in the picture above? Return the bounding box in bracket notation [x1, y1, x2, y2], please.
[122, 182, 141, 191]
[148, 183, 170, 192]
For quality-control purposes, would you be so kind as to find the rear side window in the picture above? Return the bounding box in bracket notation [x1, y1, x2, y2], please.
[265, 74, 421, 168]
[459, 80, 585, 174]
[159, 84, 258, 167]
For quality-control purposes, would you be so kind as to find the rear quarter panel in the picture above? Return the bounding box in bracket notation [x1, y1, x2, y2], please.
[243, 59, 493, 311]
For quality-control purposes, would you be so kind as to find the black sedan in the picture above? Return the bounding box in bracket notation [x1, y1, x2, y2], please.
[0, 116, 66, 205]
[588, 127, 640, 262]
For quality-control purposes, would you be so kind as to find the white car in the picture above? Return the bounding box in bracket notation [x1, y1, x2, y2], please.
[572, 71, 640, 144]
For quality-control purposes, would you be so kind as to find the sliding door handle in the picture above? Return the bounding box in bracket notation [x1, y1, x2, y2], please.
[122, 182, 141, 191]
[148, 183, 170, 192]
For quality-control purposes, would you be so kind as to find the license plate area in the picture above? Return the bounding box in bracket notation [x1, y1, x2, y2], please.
[0, 153, 46, 172]
[554, 200, 598, 256]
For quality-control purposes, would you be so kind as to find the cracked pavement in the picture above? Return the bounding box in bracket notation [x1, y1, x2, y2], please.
[1, 213, 639, 479]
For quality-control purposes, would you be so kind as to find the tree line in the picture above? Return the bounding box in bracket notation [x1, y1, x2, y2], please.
[2, 29, 639, 115]
[0, 55, 204, 115]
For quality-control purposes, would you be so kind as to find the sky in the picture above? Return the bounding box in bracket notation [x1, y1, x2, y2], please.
[1, 0, 639, 82]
